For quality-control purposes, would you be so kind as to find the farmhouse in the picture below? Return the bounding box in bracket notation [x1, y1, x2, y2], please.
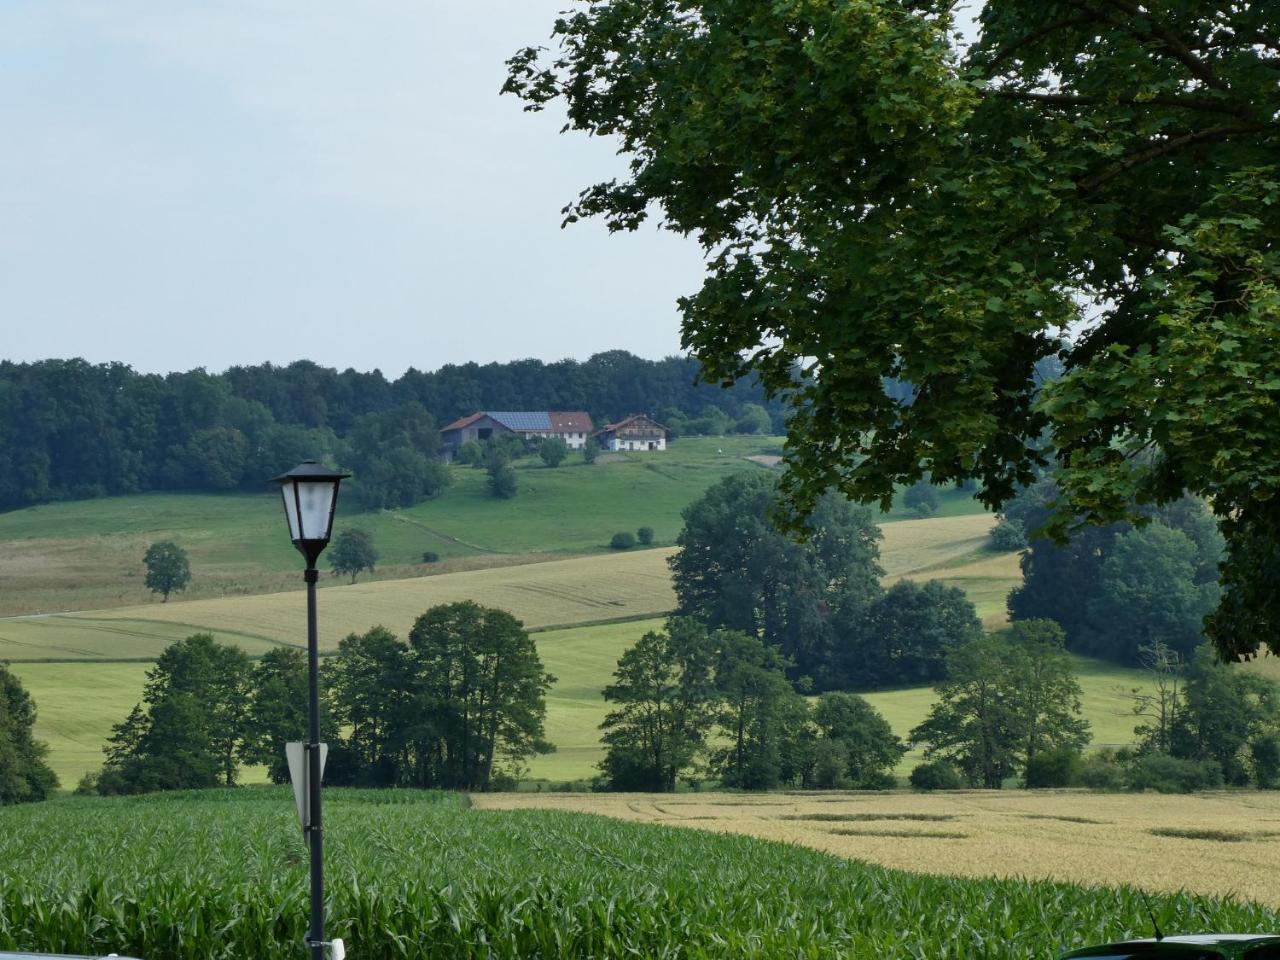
[595, 414, 668, 452]
[439, 410, 594, 459]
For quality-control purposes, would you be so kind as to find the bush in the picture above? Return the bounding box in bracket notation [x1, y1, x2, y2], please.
[489, 463, 518, 499]
[582, 443, 598, 464]
[1125, 753, 1224, 793]
[421, 551, 440, 564]
[610, 532, 637, 550]
[909, 760, 965, 791]
[74, 772, 99, 796]
[990, 519, 1028, 551]
[539, 437, 568, 468]
[1079, 751, 1125, 791]
[636, 526, 654, 545]
[454, 441, 484, 466]
[1253, 734, 1280, 789]
[1024, 745, 1083, 788]
[903, 480, 939, 518]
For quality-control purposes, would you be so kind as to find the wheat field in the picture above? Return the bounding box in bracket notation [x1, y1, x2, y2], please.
[476, 789, 1280, 905]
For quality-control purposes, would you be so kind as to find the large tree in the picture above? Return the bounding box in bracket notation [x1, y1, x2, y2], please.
[99, 633, 251, 794]
[506, 1, 1280, 658]
[0, 664, 58, 804]
[240, 648, 338, 784]
[911, 630, 1089, 788]
[709, 631, 810, 790]
[1088, 524, 1221, 663]
[807, 692, 906, 790]
[1007, 480, 1223, 662]
[408, 602, 554, 790]
[670, 471, 882, 686]
[599, 618, 718, 791]
[850, 579, 983, 688]
[325, 625, 418, 786]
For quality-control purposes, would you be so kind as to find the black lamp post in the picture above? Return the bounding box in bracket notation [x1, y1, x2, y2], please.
[271, 460, 349, 960]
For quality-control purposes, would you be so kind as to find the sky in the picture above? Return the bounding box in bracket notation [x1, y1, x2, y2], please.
[0, 1, 707, 377]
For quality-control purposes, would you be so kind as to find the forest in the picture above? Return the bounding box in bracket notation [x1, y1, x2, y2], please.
[0, 352, 784, 512]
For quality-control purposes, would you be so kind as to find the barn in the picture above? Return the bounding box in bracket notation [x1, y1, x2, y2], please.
[439, 411, 594, 459]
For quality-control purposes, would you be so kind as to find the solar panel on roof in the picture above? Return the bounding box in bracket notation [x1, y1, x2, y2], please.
[489, 411, 553, 431]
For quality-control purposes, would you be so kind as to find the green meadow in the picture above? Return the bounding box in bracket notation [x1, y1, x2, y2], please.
[0, 436, 988, 616]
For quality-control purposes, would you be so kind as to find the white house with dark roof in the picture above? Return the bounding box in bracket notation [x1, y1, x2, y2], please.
[595, 414, 667, 452]
[439, 410, 594, 459]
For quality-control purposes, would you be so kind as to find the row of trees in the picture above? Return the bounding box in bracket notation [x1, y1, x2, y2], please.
[94, 603, 553, 795]
[0, 352, 784, 512]
[597, 619, 905, 791]
[670, 472, 982, 690]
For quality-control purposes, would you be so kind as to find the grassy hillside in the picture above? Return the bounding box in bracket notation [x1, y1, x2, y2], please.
[0, 436, 988, 616]
[6, 790, 1272, 960]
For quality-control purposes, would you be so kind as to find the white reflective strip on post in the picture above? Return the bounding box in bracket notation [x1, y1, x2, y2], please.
[285, 741, 329, 832]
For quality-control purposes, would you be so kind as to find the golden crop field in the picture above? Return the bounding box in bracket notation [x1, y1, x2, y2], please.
[475, 789, 1280, 904]
[878, 512, 995, 577]
[1, 549, 679, 658]
[1, 512, 1004, 662]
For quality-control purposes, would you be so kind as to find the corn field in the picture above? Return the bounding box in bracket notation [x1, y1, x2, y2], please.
[1, 788, 1277, 960]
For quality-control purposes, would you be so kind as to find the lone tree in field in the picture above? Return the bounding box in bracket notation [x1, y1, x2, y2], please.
[0, 664, 58, 804]
[329, 528, 378, 584]
[143, 541, 190, 602]
[506, 1, 1280, 659]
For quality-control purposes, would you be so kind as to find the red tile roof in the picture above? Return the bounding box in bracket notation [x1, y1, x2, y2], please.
[440, 412, 487, 432]
[548, 411, 593, 433]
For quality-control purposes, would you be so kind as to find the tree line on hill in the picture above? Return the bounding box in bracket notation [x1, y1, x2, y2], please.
[0, 353, 786, 513]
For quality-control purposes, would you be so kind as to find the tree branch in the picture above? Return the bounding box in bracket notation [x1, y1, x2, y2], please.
[1078, 123, 1266, 195]
[1063, 0, 1229, 91]
[988, 88, 1254, 120]
[981, 16, 1101, 76]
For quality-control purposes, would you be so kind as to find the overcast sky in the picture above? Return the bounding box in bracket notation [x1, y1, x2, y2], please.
[0, 2, 708, 377]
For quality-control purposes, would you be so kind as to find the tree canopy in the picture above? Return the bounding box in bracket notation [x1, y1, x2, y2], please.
[0, 665, 58, 804]
[910, 626, 1090, 788]
[670, 472, 883, 686]
[98, 633, 251, 794]
[506, 0, 1280, 657]
[1008, 480, 1223, 663]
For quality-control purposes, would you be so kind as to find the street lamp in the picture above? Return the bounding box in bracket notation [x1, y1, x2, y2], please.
[271, 460, 349, 960]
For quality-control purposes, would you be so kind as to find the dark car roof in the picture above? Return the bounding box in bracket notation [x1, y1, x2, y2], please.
[1062, 934, 1280, 958]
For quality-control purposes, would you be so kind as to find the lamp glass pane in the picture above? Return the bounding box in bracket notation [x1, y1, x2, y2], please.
[297, 480, 337, 541]
[279, 482, 302, 541]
